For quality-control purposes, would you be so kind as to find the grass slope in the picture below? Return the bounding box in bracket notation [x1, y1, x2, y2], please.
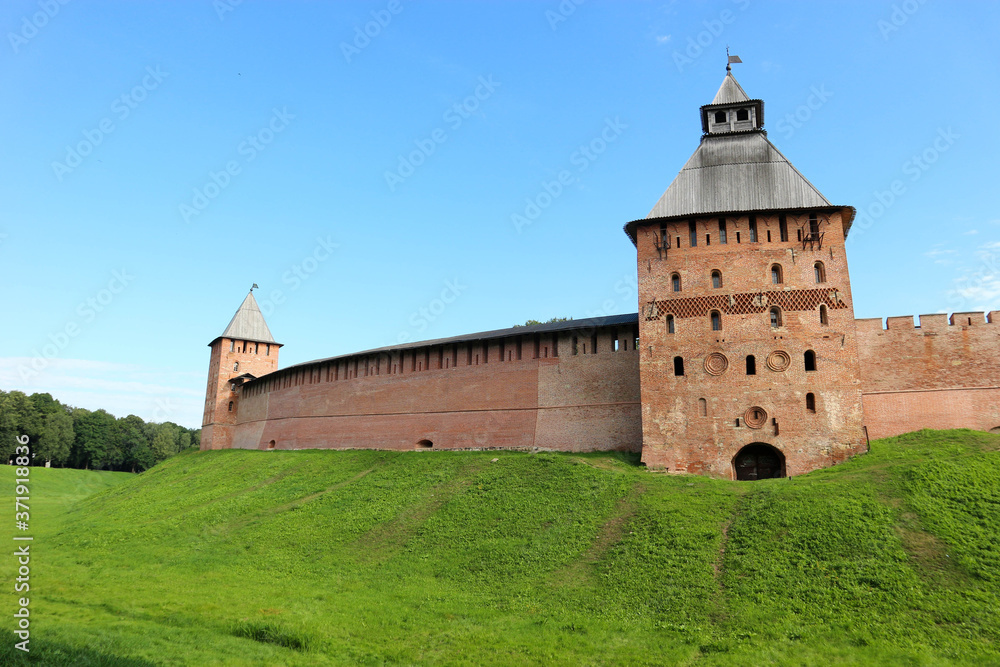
[1, 430, 998, 665]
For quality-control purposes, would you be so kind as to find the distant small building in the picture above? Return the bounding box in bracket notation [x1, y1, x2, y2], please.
[202, 69, 1000, 479]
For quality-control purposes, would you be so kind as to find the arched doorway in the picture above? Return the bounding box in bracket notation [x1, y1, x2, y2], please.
[733, 443, 785, 480]
[416, 439, 433, 450]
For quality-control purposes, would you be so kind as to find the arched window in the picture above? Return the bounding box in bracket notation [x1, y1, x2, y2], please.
[771, 264, 783, 284]
[746, 355, 757, 375]
[227, 401, 234, 412]
[698, 398, 708, 416]
[710, 310, 722, 331]
[819, 304, 829, 325]
[804, 350, 817, 372]
[666, 315, 675, 334]
[233, 361, 239, 371]
[673, 356, 685, 376]
[806, 393, 816, 413]
[671, 273, 681, 292]
[714, 110, 726, 123]
[736, 108, 749, 121]
[770, 307, 782, 328]
[711, 270, 723, 288]
[814, 261, 826, 283]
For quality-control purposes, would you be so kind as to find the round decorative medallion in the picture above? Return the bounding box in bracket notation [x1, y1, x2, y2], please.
[744, 406, 768, 429]
[766, 350, 791, 372]
[704, 352, 729, 376]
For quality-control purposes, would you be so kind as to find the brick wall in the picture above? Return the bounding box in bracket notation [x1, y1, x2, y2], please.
[229, 324, 642, 453]
[857, 311, 1000, 438]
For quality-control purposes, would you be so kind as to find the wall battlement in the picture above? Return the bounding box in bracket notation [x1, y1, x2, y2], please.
[856, 310, 1000, 440]
[855, 311, 1000, 333]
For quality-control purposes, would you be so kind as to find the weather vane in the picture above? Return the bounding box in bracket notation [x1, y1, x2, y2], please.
[726, 46, 742, 72]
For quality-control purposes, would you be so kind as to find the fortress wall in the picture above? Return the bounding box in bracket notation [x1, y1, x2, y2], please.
[857, 311, 1000, 439]
[231, 326, 642, 453]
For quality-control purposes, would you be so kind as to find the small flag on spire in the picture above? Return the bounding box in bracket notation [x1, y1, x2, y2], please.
[726, 47, 741, 72]
[251, 283, 259, 291]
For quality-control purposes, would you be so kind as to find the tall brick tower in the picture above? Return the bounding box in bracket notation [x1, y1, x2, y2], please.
[624, 66, 866, 479]
[201, 289, 281, 450]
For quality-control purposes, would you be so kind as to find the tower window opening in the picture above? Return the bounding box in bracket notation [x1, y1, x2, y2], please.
[805, 350, 817, 372]
[714, 110, 727, 123]
[710, 310, 722, 331]
[266, 344, 271, 356]
[706, 233, 711, 246]
[689, 220, 698, 247]
[671, 273, 682, 292]
[797, 229, 803, 242]
[806, 392, 816, 413]
[666, 315, 675, 334]
[591, 335, 598, 354]
[228, 401, 234, 412]
[749, 216, 758, 242]
[572, 336, 579, 355]
[673, 356, 685, 376]
[809, 213, 820, 238]
[770, 307, 783, 328]
[736, 108, 749, 121]
[230, 340, 235, 352]
[712, 270, 723, 288]
[814, 261, 826, 283]
[819, 304, 829, 325]
[779, 214, 788, 242]
[767, 230, 772, 242]
[736, 231, 741, 243]
[676, 236, 681, 249]
[614, 339, 620, 351]
[746, 355, 757, 375]
[771, 264, 783, 285]
[698, 398, 708, 416]
[234, 362, 239, 371]
[719, 218, 728, 244]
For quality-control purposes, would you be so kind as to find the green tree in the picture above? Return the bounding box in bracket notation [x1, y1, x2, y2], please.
[72, 409, 116, 469]
[151, 422, 179, 462]
[0, 391, 36, 463]
[37, 409, 74, 466]
[515, 317, 571, 327]
[118, 415, 154, 472]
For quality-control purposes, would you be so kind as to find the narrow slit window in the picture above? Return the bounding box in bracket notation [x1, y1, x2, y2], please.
[706, 233, 711, 246]
[718, 218, 728, 244]
[572, 336, 579, 355]
[710, 310, 722, 331]
[805, 350, 817, 372]
[673, 356, 685, 376]
[748, 215, 758, 242]
[779, 214, 788, 242]
[688, 219, 698, 247]
[819, 304, 829, 325]
[767, 229, 772, 242]
[814, 261, 826, 283]
[736, 231, 741, 243]
[712, 270, 722, 288]
[591, 335, 598, 354]
[228, 401, 233, 412]
[666, 315, 675, 334]
[698, 398, 708, 416]
[746, 355, 757, 375]
[806, 392, 816, 413]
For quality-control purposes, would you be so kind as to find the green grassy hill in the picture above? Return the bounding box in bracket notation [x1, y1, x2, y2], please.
[2, 430, 998, 666]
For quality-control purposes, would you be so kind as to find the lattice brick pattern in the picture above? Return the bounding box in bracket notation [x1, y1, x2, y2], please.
[645, 288, 846, 320]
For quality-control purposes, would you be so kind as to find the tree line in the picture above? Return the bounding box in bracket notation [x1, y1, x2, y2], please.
[0, 390, 200, 472]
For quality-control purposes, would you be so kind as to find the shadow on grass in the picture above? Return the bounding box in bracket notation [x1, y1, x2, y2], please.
[0, 631, 157, 666]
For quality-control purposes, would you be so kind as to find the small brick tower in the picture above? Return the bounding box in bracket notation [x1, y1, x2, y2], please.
[624, 65, 866, 479]
[201, 288, 281, 450]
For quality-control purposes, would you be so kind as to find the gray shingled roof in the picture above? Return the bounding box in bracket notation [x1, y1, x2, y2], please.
[272, 313, 640, 374]
[645, 131, 831, 221]
[212, 291, 280, 345]
[711, 72, 750, 104]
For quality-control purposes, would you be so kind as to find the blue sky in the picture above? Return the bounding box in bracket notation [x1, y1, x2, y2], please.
[2, 0, 998, 429]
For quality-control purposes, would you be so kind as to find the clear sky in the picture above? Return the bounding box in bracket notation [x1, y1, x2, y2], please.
[2, 0, 998, 429]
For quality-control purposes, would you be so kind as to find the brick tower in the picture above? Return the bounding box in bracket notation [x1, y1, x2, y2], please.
[624, 66, 866, 479]
[201, 289, 281, 450]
